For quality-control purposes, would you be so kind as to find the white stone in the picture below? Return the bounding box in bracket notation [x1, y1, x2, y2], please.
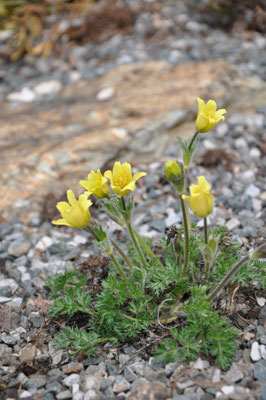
[84, 390, 97, 400]
[226, 218, 240, 231]
[251, 341, 261, 361]
[193, 358, 209, 370]
[250, 147, 261, 159]
[34, 80, 62, 96]
[63, 374, 81, 387]
[216, 385, 235, 397]
[83, 375, 102, 391]
[203, 139, 216, 150]
[259, 345, 266, 360]
[7, 87, 36, 103]
[239, 170, 255, 183]
[31, 259, 47, 270]
[212, 368, 221, 383]
[69, 71, 81, 82]
[112, 128, 128, 139]
[252, 199, 262, 212]
[235, 138, 248, 149]
[245, 184, 260, 197]
[20, 391, 32, 398]
[0, 279, 18, 294]
[72, 383, 80, 395]
[73, 392, 84, 400]
[73, 235, 87, 245]
[0, 296, 12, 304]
[96, 87, 114, 101]
[257, 297, 266, 307]
[35, 236, 53, 251]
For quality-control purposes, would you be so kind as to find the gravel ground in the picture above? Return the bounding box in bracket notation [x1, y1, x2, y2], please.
[0, 1, 266, 399]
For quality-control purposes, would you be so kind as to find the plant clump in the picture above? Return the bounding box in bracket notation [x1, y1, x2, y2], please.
[46, 97, 266, 370]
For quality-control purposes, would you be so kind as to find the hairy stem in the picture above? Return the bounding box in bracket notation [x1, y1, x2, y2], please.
[204, 217, 208, 244]
[133, 229, 165, 269]
[180, 197, 189, 277]
[108, 251, 128, 284]
[207, 243, 266, 301]
[127, 222, 147, 270]
[188, 131, 199, 152]
[110, 239, 134, 270]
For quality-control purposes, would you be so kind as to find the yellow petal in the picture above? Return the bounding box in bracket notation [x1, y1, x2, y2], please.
[113, 161, 123, 180]
[79, 180, 90, 191]
[205, 100, 217, 114]
[132, 171, 146, 182]
[104, 170, 113, 183]
[67, 190, 77, 206]
[56, 201, 70, 214]
[215, 108, 227, 118]
[197, 97, 205, 114]
[197, 176, 210, 193]
[196, 113, 209, 132]
[189, 184, 201, 196]
[122, 162, 132, 181]
[52, 218, 73, 227]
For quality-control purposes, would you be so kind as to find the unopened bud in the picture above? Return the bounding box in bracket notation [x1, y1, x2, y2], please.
[164, 160, 184, 193]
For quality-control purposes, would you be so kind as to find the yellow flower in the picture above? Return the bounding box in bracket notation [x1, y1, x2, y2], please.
[183, 176, 214, 218]
[196, 97, 227, 133]
[80, 169, 109, 199]
[104, 161, 146, 196]
[52, 190, 92, 228]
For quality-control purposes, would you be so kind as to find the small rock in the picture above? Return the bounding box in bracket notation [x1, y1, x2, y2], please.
[1, 332, 20, 345]
[84, 390, 98, 400]
[24, 375, 47, 389]
[259, 345, 266, 360]
[34, 80, 62, 96]
[0, 279, 18, 296]
[56, 391, 72, 400]
[96, 87, 114, 101]
[124, 366, 137, 382]
[35, 236, 53, 251]
[193, 358, 209, 370]
[217, 385, 235, 397]
[226, 218, 240, 231]
[253, 360, 266, 380]
[251, 342, 261, 362]
[224, 362, 244, 383]
[63, 374, 81, 387]
[126, 381, 169, 400]
[83, 375, 103, 391]
[113, 375, 131, 393]
[8, 241, 31, 257]
[211, 368, 221, 383]
[250, 147, 261, 159]
[28, 311, 43, 328]
[7, 87, 36, 103]
[20, 345, 37, 362]
[257, 297, 266, 307]
[245, 184, 260, 197]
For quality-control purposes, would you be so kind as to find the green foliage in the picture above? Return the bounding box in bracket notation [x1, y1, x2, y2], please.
[156, 292, 238, 370]
[46, 227, 264, 370]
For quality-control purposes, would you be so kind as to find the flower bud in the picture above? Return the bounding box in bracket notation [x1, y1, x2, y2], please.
[164, 160, 184, 193]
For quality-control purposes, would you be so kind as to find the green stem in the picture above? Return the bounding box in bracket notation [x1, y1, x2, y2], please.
[108, 251, 128, 284]
[204, 217, 208, 244]
[127, 222, 147, 270]
[208, 245, 258, 300]
[117, 312, 137, 322]
[133, 229, 165, 269]
[188, 131, 199, 152]
[180, 197, 189, 278]
[110, 239, 134, 270]
[183, 166, 191, 231]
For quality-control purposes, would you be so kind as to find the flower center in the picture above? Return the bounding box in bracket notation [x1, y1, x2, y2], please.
[114, 175, 128, 188]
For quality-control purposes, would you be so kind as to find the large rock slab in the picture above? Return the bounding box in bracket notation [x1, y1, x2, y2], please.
[1, 60, 265, 222]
